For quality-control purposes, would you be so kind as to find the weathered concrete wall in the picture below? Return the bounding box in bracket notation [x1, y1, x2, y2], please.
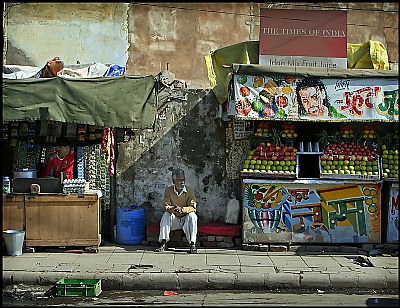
[4, 3, 129, 66]
[116, 89, 241, 224]
[5, 2, 398, 82]
[126, 2, 399, 86]
[126, 3, 251, 88]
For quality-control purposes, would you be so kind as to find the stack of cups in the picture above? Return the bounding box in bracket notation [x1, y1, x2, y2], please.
[299, 142, 304, 152]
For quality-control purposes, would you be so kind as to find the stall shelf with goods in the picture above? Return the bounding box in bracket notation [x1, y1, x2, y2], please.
[2, 66, 158, 250]
[228, 64, 398, 245]
[1, 120, 116, 250]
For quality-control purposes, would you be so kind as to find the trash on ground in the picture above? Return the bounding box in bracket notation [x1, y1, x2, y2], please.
[317, 289, 325, 294]
[163, 290, 179, 296]
[353, 255, 374, 267]
[130, 264, 154, 269]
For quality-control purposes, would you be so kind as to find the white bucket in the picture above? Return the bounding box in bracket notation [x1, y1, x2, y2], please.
[3, 230, 25, 256]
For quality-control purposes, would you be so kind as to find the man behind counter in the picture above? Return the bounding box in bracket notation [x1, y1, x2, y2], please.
[40, 137, 74, 180]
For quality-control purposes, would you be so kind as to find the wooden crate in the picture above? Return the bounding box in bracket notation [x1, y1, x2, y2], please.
[2, 194, 25, 231]
[24, 194, 101, 247]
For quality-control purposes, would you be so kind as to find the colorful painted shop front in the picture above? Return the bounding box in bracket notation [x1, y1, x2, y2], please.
[387, 183, 399, 244]
[229, 64, 399, 244]
[242, 180, 382, 244]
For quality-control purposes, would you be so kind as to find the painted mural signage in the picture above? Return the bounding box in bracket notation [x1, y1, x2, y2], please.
[259, 9, 347, 69]
[233, 120, 254, 140]
[233, 74, 399, 121]
[242, 181, 382, 244]
[387, 183, 399, 243]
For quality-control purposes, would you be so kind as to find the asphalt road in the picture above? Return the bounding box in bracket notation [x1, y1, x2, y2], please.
[3, 284, 399, 307]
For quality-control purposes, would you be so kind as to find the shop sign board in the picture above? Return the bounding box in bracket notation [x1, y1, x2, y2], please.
[233, 120, 254, 140]
[233, 73, 399, 121]
[387, 183, 399, 243]
[259, 9, 347, 69]
[242, 181, 382, 244]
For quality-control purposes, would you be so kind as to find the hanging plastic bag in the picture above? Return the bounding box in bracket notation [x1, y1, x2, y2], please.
[225, 193, 240, 224]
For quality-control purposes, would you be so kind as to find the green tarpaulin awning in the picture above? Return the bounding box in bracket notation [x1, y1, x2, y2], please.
[2, 75, 157, 129]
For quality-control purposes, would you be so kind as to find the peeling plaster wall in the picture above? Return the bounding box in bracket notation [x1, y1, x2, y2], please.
[4, 3, 129, 66]
[4, 2, 398, 79]
[126, 2, 398, 88]
[116, 90, 241, 224]
[127, 3, 250, 88]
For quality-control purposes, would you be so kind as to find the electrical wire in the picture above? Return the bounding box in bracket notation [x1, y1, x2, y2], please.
[3, 2, 25, 18]
[131, 2, 399, 14]
[5, 2, 399, 29]
[131, 2, 399, 30]
[217, 23, 248, 49]
[280, 2, 399, 12]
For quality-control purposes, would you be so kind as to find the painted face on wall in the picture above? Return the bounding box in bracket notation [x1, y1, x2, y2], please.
[299, 86, 327, 116]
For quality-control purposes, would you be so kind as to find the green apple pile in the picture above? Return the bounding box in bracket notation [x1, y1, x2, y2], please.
[242, 142, 297, 174]
[341, 125, 354, 139]
[361, 125, 376, 139]
[281, 124, 298, 138]
[320, 141, 379, 176]
[381, 144, 399, 178]
[255, 123, 272, 137]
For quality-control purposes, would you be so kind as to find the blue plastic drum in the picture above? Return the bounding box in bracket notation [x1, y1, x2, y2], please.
[116, 206, 145, 245]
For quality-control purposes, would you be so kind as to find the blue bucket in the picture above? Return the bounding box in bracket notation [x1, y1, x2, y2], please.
[116, 206, 145, 245]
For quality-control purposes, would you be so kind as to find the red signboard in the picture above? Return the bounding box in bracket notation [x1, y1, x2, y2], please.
[259, 9, 347, 68]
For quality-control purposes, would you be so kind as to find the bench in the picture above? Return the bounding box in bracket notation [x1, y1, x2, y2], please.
[147, 222, 241, 236]
[145, 222, 241, 248]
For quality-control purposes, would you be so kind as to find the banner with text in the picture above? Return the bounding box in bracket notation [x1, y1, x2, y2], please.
[233, 73, 399, 121]
[259, 9, 347, 69]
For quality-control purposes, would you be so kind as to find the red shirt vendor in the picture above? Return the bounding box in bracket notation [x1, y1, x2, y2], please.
[41, 137, 75, 179]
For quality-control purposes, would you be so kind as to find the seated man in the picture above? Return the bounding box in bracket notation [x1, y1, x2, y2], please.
[155, 168, 198, 254]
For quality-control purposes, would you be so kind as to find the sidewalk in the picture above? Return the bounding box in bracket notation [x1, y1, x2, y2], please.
[2, 244, 399, 291]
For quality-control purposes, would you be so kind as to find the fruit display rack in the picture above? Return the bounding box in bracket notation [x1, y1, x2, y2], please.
[317, 136, 382, 181]
[241, 122, 299, 179]
[319, 157, 381, 181]
[240, 170, 297, 179]
[240, 141, 298, 179]
[240, 122, 396, 182]
[381, 144, 399, 181]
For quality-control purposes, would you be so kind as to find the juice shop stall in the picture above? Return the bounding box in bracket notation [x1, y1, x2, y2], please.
[227, 64, 399, 245]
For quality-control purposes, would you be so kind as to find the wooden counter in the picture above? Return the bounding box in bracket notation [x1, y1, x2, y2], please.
[2, 194, 25, 231]
[2, 194, 101, 248]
